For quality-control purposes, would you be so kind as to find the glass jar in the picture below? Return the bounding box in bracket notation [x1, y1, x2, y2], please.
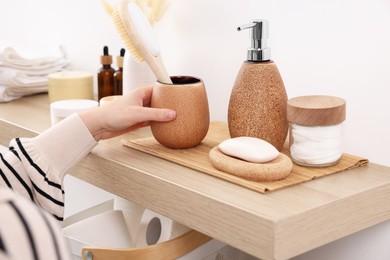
[287, 95, 346, 167]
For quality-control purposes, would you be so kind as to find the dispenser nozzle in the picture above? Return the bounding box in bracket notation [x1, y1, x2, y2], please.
[237, 19, 271, 62]
[237, 23, 256, 31]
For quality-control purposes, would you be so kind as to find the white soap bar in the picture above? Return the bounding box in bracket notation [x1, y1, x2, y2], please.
[218, 137, 279, 163]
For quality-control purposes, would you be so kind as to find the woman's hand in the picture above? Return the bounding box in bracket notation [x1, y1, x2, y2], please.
[79, 86, 176, 141]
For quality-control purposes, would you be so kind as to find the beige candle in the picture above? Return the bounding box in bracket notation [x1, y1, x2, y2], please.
[48, 71, 94, 103]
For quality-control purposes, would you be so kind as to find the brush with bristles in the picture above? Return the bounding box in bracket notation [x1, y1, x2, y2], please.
[102, 0, 144, 63]
[101, 0, 171, 83]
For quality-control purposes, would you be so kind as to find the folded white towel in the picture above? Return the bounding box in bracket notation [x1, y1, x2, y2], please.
[0, 41, 71, 102]
[0, 41, 70, 75]
[0, 85, 48, 102]
[0, 68, 47, 87]
[0, 68, 48, 102]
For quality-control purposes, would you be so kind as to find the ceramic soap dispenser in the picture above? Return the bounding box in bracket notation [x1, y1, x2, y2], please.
[228, 19, 288, 151]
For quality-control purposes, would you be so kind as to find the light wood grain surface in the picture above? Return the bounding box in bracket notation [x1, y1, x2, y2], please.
[122, 124, 368, 193]
[1, 94, 390, 260]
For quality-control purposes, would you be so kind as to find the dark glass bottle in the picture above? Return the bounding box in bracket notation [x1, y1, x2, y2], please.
[97, 46, 115, 100]
[114, 48, 125, 95]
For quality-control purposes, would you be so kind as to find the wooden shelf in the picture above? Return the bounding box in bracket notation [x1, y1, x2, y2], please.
[1, 93, 390, 260]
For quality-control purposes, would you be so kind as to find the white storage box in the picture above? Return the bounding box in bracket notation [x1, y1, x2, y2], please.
[61, 200, 239, 260]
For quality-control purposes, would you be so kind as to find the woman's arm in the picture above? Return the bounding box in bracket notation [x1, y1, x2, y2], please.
[0, 86, 176, 220]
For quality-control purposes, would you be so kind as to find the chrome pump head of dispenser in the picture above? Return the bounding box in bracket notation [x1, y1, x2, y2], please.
[238, 19, 271, 62]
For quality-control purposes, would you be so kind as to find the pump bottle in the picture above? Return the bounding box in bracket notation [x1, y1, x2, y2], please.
[228, 19, 288, 151]
[97, 46, 115, 100]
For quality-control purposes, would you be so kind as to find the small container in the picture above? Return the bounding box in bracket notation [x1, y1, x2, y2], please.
[50, 99, 99, 125]
[287, 95, 346, 167]
[150, 76, 209, 149]
[48, 71, 94, 103]
[98, 46, 115, 100]
[99, 95, 122, 107]
[114, 48, 125, 95]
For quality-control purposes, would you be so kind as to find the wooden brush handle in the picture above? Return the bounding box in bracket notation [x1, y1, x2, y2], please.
[147, 54, 172, 84]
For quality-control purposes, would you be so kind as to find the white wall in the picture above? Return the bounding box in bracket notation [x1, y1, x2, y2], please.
[1, 0, 389, 259]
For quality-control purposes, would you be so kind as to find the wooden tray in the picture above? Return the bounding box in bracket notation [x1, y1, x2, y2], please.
[122, 122, 368, 193]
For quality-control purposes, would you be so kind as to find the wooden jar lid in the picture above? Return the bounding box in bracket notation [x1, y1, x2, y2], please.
[287, 95, 346, 126]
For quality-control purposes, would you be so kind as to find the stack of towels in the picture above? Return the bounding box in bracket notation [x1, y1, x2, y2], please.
[0, 41, 71, 102]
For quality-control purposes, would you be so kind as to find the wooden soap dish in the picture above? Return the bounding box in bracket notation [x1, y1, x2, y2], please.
[209, 146, 293, 182]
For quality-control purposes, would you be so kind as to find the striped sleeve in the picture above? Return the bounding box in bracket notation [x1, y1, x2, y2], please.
[0, 113, 97, 220]
[0, 188, 73, 260]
